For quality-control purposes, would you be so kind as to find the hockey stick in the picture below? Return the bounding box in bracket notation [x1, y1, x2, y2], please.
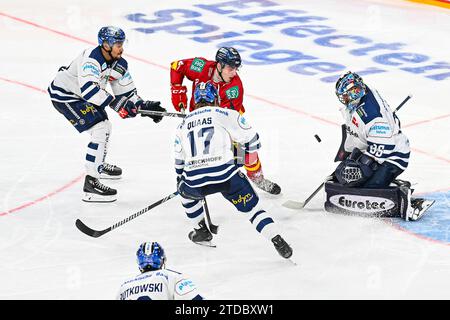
[75, 192, 179, 238]
[138, 110, 186, 118]
[393, 94, 412, 114]
[282, 175, 333, 210]
[283, 94, 413, 211]
[203, 198, 218, 234]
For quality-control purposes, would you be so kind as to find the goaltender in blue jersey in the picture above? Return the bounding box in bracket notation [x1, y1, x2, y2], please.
[174, 81, 293, 259]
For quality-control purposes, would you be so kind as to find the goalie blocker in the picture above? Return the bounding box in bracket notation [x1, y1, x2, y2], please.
[324, 182, 433, 221]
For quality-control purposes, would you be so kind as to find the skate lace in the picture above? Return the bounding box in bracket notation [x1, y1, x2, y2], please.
[103, 163, 116, 172]
[94, 179, 112, 191]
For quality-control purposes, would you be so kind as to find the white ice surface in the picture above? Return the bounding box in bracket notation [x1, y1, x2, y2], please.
[0, 0, 449, 299]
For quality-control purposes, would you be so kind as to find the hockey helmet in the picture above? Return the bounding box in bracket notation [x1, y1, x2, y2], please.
[215, 47, 242, 69]
[335, 71, 366, 111]
[98, 26, 126, 48]
[194, 81, 218, 106]
[136, 242, 166, 272]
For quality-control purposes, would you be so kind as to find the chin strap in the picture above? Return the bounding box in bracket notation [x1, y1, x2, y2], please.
[216, 64, 226, 83]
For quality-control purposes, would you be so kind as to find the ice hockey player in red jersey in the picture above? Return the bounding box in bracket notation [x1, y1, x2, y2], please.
[170, 47, 281, 195]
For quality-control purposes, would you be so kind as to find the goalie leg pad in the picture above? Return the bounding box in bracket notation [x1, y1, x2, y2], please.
[324, 182, 402, 218]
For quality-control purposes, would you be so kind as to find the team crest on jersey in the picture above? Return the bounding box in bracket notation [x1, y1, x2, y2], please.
[225, 86, 239, 99]
[190, 58, 205, 72]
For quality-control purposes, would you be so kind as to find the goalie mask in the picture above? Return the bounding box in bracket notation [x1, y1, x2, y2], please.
[335, 71, 366, 112]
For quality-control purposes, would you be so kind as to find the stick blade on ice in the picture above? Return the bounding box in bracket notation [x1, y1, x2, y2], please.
[282, 200, 305, 210]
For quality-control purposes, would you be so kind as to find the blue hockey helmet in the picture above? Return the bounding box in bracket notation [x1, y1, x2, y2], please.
[215, 47, 242, 69]
[136, 242, 166, 272]
[335, 71, 366, 111]
[194, 81, 218, 106]
[98, 26, 126, 48]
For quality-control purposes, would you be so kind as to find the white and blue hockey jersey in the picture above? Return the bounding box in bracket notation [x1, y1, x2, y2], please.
[117, 268, 203, 300]
[174, 107, 261, 188]
[342, 87, 410, 170]
[47, 46, 140, 108]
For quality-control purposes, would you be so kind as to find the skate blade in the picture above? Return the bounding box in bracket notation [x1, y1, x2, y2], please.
[282, 200, 305, 210]
[192, 240, 216, 248]
[99, 174, 122, 180]
[82, 193, 117, 203]
[413, 200, 435, 221]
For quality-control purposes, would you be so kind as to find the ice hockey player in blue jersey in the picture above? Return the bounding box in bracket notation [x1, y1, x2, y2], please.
[329, 71, 434, 221]
[48, 26, 166, 202]
[117, 242, 204, 300]
[174, 81, 293, 259]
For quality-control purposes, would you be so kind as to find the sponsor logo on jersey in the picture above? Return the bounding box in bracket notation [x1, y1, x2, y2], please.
[113, 63, 126, 76]
[232, 193, 254, 207]
[368, 122, 392, 138]
[190, 58, 206, 72]
[238, 114, 251, 130]
[82, 62, 100, 77]
[225, 86, 239, 99]
[351, 116, 359, 127]
[330, 194, 395, 213]
[345, 125, 358, 138]
[214, 108, 228, 116]
[175, 279, 196, 295]
[80, 104, 96, 115]
[356, 106, 367, 118]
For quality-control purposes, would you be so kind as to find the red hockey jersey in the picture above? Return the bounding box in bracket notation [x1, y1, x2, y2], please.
[170, 57, 245, 113]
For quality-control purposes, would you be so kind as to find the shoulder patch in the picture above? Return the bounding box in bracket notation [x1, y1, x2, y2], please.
[171, 60, 184, 71]
[190, 58, 206, 72]
[175, 279, 196, 296]
[237, 114, 251, 130]
[174, 135, 182, 153]
[81, 61, 100, 77]
[225, 86, 240, 99]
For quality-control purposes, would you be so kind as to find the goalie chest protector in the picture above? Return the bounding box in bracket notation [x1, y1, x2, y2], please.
[324, 182, 405, 218]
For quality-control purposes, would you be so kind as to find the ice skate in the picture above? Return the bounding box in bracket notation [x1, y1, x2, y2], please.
[188, 219, 215, 247]
[83, 175, 117, 202]
[99, 163, 122, 180]
[407, 198, 435, 221]
[271, 235, 293, 259]
[248, 171, 281, 195]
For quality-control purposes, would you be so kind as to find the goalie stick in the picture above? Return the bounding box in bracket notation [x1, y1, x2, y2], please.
[75, 191, 178, 238]
[283, 94, 413, 211]
[138, 109, 186, 118]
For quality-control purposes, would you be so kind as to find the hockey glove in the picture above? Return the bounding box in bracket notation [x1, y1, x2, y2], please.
[171, 84, 188, 112]
[139, 101, 166, 123]
[110, 96, 138, 119]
